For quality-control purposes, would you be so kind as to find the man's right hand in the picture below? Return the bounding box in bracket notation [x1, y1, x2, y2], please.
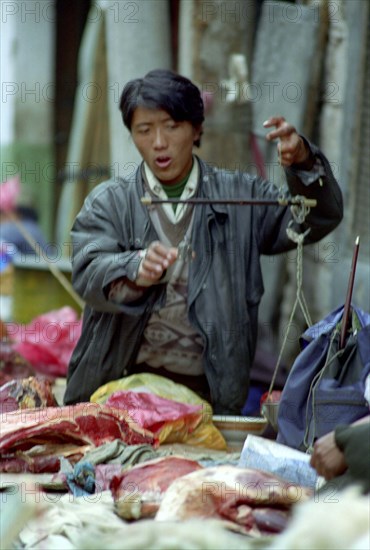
[136, 241, 178, 286]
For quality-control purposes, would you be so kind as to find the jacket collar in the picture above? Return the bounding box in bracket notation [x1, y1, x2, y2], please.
[196, 156, 229, 218]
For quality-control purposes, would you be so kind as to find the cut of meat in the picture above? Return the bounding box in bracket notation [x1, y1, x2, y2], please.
[250, 506, 290, 534]
[0, 340, 35, 386]
[0, 403, 156, 454]
[111, 456, 203, 519]
[111, 455, 203, 496]
[156, 465, 313, 535]
[0, 443, 90, 473]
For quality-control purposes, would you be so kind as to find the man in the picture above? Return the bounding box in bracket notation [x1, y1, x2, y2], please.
[64, 69, 343, 413]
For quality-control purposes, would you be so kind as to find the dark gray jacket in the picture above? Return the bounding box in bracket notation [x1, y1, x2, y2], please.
[64, 149, 343, 413]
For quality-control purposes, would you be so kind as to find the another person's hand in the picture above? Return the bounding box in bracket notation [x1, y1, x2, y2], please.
[310, 430, 348, 480]
[263, 116, 310, 166]
[136, 241, 177, 285]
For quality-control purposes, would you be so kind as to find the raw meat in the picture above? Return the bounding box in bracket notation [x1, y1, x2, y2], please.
[0, 340, 35, 386]
[0, 403, 156, 454]
[0, 443, 90, 473]
[111, 456, 203, 519]
[156, 465, 313, 535]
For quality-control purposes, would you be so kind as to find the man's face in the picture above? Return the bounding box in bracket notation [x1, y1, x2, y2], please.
[131, 107, 201, 185]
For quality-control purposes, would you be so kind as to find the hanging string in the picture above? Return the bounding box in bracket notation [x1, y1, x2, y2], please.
[286, 222, 313, 328]
[266, 159, 313, 399]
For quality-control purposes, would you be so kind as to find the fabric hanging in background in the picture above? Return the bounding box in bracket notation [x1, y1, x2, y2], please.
[56, 9, 110, 248]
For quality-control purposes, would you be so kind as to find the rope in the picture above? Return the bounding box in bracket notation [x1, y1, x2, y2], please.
[5, 211, 85, 311]
[266, 197, 312, 398]
[286, 224, 312, 328]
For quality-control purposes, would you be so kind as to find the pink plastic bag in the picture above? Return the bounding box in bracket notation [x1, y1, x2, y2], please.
[106, 390, 203, 443]
[9, 307, 82, 377]
[0, 175, 21, 213]
[107, 390, 202, 427]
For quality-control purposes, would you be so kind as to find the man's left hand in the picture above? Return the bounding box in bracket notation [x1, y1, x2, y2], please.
[263, 116, 309, 166]
[309, 431, 348, 480]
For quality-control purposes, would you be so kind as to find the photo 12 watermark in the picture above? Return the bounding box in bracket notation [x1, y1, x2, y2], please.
[1, 1, 140, 24]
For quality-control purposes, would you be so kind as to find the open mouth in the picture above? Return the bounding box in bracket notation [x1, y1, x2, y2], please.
[155, 156, 172, 169]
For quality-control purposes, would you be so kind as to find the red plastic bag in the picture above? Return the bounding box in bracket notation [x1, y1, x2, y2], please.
[8, 307, 82, 377]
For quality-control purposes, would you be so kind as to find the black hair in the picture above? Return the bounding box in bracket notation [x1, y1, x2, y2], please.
[119, 69, 204, 147]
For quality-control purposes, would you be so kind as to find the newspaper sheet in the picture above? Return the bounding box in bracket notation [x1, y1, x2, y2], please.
[239, 435, 325, 489]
